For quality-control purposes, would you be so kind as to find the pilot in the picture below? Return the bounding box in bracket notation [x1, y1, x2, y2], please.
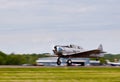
[70, 44, 72, 48]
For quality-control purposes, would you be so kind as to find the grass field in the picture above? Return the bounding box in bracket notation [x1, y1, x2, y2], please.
[0, 66, 120, 82]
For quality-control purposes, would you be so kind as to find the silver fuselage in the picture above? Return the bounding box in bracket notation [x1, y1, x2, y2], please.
[54, 45, 85, 56]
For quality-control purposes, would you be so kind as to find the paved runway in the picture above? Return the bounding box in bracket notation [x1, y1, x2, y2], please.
[0, 65, 119, 68]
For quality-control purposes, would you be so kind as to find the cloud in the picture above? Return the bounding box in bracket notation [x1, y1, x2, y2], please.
[0, 0, 120, 54]
[0, 0, 28, 9]
[0, 0, 96, 26]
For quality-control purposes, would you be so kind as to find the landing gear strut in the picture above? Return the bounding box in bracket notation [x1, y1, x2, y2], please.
[57, 58, 61, 65]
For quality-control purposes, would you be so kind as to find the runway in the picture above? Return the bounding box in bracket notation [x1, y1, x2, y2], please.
[0, 65, 119, 68]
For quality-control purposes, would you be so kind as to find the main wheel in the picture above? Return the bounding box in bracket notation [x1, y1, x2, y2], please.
[67, 59, 72, 66]
[57, 58, 61, 65]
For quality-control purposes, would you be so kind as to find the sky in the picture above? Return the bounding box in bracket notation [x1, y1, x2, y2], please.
[0, 0, 120, 54]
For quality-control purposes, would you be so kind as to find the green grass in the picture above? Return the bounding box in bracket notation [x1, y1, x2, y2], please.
[0, 66, 120, 82]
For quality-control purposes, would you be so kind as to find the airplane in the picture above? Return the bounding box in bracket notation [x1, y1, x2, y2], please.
[53, 44, 105, 66]
[106, 60, 120, 66]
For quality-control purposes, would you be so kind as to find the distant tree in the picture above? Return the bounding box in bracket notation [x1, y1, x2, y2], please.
[6, 54, 26, 65]
[0, 51, 51, 65]
[0, 55, 6, 65]
[0, 51, 7, 57]
[99, 57, 106, 64]
[104, 54, 120, 61]
[0, 51, 7, 65]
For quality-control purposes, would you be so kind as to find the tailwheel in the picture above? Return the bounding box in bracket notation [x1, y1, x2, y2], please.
[57, 58, 61, 65]
[67, 59, 72, 66]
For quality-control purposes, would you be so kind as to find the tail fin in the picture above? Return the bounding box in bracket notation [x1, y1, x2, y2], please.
[98, 44, 105, 57]
[98, 44, 103, 51]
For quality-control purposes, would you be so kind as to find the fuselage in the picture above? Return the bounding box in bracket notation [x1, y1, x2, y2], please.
[53, 45, 85, 56]
[53, 44, 105, 58]
[53, 44, 105, 66]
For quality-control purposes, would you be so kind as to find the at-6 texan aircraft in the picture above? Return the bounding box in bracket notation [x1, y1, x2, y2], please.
[53, 44, 105, 66]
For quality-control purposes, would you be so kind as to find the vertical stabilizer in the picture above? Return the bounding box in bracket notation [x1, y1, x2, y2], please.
[98, 44, 105, 57]
[98, 44, 103, 51]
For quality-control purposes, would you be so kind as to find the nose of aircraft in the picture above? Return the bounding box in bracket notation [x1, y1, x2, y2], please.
[54, 46, 63, 52]
[53, 46, 63, 56]
[57, 47, 63, 52]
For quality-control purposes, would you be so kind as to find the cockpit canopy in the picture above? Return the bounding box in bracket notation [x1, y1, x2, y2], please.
[54, 44, 83, 50]
[69, 44, 83, 49]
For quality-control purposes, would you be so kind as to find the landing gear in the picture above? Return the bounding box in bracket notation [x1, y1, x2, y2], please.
[57, 58, 72, 66]
[67, 59, 72, 66]
[57, 58, 61, 65]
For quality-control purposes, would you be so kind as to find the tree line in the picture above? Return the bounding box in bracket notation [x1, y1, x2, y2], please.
[0, 50, 120, 65]
[0, 51, 50, 65]
[92, 54, 120, 64]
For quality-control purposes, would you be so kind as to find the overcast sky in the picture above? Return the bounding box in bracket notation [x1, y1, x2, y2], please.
[0, 0, 120, 54]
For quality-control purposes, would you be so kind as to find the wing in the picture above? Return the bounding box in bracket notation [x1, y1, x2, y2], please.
[62, 49, 104, 58]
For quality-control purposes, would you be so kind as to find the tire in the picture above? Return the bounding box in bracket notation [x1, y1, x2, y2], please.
[67, 59, 72, 66]
[57, 58, 61, 65]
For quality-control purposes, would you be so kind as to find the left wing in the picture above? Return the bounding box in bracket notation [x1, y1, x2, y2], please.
[61, 49, 105, 58]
